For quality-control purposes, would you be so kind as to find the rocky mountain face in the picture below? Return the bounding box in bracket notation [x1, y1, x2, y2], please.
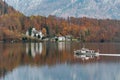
[0, 0, 16, 15]
[5, 0, 120, 19]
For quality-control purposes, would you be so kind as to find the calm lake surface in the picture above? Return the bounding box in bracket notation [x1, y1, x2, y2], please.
[0, 42, 120, 80]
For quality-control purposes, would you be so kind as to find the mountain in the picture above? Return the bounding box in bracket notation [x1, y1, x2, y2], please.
[0, 0, 16, 15]
[5, 0, 120, 19]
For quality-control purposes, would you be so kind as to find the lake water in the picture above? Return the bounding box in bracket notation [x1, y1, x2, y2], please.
[0, 42, 120, 80]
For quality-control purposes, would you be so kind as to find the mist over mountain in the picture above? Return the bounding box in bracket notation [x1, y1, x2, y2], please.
[5, 0, 120, 19]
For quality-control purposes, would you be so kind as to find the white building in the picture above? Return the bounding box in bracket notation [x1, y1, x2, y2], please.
[26, 28, 44, 40]
[26, 31, 29, 36]
[31, 28, 37, 37]
[36, 30, 44, 39]
[58, 36, 66, 41]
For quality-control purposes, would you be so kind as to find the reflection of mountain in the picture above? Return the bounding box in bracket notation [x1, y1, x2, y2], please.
[0, 42, 120, 78]
[2, 64, 120, 80]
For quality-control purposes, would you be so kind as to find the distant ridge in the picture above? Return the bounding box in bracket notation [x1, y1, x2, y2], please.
[5, 0, 120, 19]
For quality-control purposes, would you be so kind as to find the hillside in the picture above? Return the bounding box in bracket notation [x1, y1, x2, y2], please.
[0, 0, 120, 42]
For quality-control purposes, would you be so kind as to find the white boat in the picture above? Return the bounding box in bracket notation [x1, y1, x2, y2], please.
[74, 47, 99, 60]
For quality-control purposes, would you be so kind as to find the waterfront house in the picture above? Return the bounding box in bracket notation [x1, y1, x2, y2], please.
[26, 28, 44, 40]
[58, 36, 66, 41]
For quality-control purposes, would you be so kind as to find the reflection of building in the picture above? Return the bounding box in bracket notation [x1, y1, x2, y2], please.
[26, 43, 42, 58]
[57, 42, 72, 52]
[58, 42, 65, 51]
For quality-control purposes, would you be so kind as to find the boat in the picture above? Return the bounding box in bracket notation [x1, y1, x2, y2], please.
[74, 47, 99, 60]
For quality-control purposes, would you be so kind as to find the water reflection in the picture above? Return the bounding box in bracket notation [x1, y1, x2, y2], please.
[74, 53, 99, 61]
[26, 43, 42, 58]
[2, 63, 120, 80]
[0, 42, 120, 80]
[58, 42, 65, 51]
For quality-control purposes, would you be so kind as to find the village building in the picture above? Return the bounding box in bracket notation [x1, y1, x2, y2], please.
[26, 28, 44, 40]
[58, 36, 66, 41]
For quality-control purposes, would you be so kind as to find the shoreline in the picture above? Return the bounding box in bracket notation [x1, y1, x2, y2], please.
[0, 39, 120, 43]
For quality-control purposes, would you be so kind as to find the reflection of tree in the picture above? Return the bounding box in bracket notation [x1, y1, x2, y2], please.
[46, 41, 50, 57]
[0, 43, 120, 78]
[0, 43, 26, 78]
